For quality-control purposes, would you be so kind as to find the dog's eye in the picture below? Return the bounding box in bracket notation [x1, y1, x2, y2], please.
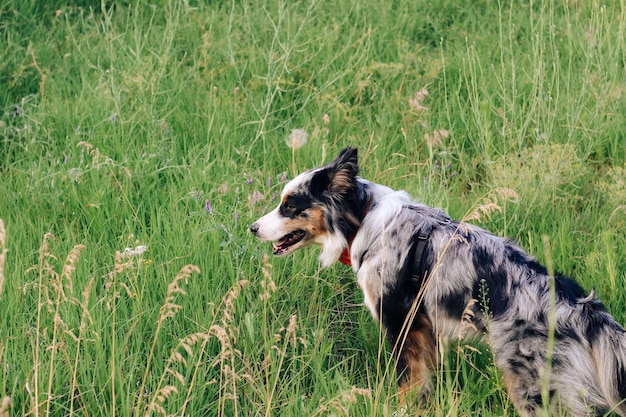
[281, 194, 311, 218]
[281, 203, 305, 218]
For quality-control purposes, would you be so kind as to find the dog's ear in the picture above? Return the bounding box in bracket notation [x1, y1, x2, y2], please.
[333, 147, 359, 172]
[311, 147, 359, 198]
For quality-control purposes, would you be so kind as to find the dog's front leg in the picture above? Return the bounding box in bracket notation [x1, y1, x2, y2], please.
[389, 315, 438, 410]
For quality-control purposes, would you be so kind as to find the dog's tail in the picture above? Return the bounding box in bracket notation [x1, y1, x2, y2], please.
[581, 292, 626, 415]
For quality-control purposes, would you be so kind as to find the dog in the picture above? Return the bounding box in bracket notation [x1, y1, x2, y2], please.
[250, 147, 626, 416]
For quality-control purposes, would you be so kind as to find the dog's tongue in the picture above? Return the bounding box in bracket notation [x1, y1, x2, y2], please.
[272, 230, 304, 255]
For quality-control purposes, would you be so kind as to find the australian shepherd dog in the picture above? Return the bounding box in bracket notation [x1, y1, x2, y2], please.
[250, 147, 626, 416]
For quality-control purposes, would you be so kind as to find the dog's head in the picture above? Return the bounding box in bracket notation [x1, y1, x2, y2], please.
[250, 147, 362, 266]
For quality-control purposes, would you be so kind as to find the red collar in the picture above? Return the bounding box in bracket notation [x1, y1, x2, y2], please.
[339, 245, 353, 266]
[338, 199, 375, 266]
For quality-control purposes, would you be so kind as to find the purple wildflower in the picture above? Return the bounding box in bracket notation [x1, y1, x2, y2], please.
[205, 199, 214, 216]
[268, 176, 273, 187]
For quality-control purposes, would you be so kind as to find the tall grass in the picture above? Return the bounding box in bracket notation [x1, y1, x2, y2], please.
[0, 0, 625, 415]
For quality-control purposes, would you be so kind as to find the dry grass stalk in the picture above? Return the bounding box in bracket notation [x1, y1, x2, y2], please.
[464, 187, 519, 223]
[29, 232, 56, 417]
[221, 279, 250, 328]
[61, 244, 86, 299]
[144, 330, 213, 417]
[77, 141, 131, 178]
[157, 265, 200, 325]
[69, 276, 96, 417]
[136, 264, 200, 417]
[260, 254, 276, 301]
[311, 386, 372, 417]
[210, 279, 251, 417]
[286, 314, 298, 346]
[26, 234, 88, 417]
[46, 243, 87, 417]
[77, 141, 108, 166]
[0, 396, 12, 417]
[103, 250, 139, 310]
[0, 219, 7, 300]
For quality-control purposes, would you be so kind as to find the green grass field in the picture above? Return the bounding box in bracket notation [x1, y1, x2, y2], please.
[1, 0, 625, 415]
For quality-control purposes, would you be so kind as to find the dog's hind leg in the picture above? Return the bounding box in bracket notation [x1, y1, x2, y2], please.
[392, 315, 438, 409]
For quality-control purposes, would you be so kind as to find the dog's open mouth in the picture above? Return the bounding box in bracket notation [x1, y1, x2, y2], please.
[273, 230, 306, 255]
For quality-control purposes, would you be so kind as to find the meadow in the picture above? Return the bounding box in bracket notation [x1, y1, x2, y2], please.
[0, 0, 625, 415]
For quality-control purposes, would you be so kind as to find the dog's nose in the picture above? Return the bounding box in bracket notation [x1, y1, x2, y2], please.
[250, 223, 259, 235]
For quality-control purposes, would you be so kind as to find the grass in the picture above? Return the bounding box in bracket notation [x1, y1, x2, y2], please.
[0, 0, 625, 415]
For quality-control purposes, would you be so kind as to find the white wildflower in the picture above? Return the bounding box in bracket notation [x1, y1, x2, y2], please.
[120, 245, 148, 258]
[286, 129, 308, 150]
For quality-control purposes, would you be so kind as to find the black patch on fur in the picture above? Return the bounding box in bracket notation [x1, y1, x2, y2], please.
[472, 246, 510, 317]
[507, 358, 529, 376]
[553, 275, 587, 306]
[507, 245, 589, 309]
[550, 354, 564, 370]
[578, 295, 616, 344]
[521, 326, 547, 340]
[310, 169, 333, 200]
[507, 326, 545, 352]
[280, 193, 313, 218]
[439, 290, 470, 320]
[326, 215, 335, 233]
[554, 324, 581, 344]
[617, 365, 626, 400]
[527, 390, 556, 410]
[505, 245, 548, 275]
[594, 408, 609, 417]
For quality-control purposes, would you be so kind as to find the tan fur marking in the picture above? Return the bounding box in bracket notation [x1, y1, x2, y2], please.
[307, 207, 328, 235]
[501, 371, 529, 417]
[397, 317, 437, 406]
[279, 206, 327, 242]
[330, 168, 354, 194]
